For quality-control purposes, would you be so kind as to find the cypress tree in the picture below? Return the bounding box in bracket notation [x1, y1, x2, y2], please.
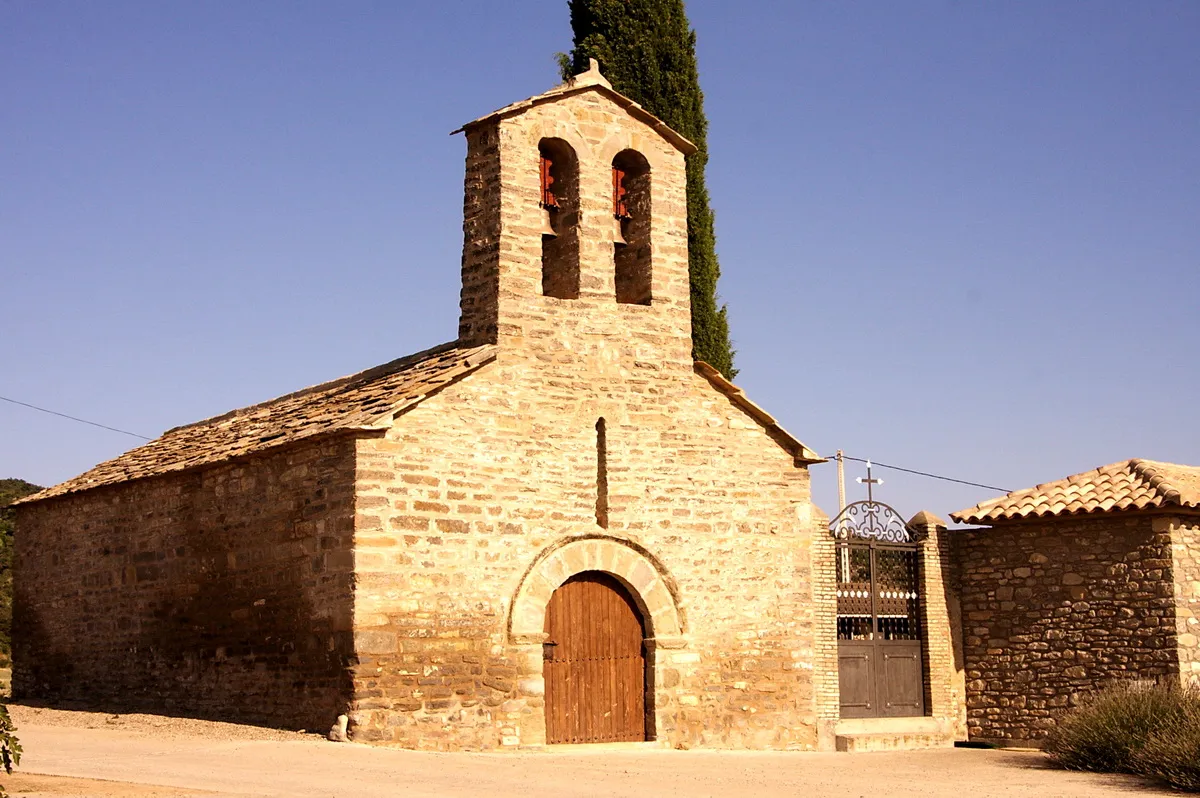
[561, 0, 736, 378]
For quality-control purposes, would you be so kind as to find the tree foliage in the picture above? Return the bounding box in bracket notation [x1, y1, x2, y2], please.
[0, 481, 33, 798]
[0, 479, 41, 663]
[561, 0, 736, 377]
[0, 702, 18, 798]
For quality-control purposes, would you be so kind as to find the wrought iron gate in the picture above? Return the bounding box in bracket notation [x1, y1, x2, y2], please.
[831, 501, 925, 718]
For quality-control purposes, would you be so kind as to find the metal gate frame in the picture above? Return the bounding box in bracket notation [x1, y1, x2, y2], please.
[831, 500, 926, 719]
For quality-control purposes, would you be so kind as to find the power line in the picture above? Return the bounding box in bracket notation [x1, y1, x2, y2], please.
[837, 454, 1011, 494]
[0, 393, 1014, 493]
[0, 395, 152, 441]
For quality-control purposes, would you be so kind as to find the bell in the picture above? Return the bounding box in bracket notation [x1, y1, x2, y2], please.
[539, 207, 557, 238]
[612, 216, 627, 245]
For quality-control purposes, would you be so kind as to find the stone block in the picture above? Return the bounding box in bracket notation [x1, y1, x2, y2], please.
[355, 631, 398, 655]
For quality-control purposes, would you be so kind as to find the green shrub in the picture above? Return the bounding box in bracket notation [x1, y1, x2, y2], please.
[1134, 699, 1200, 791]
[1044, 680, 1200, 774]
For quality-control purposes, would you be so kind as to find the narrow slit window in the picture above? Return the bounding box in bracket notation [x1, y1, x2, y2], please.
[596, 418, 609, 528]
[612, 150, 651, 305]
[538, 138, 580, 299]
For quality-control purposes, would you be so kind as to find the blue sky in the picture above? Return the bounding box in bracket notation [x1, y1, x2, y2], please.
[3, 1, 1198, 522]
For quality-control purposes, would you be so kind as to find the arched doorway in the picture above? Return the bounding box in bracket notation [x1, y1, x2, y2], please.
[543, 571, 647, 744]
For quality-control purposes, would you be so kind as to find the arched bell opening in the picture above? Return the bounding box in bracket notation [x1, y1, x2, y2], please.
[538, 138, 581, 300]
[612, 149, 652, 306]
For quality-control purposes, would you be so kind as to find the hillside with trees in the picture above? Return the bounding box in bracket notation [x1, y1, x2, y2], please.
[0, 479, 41, 663]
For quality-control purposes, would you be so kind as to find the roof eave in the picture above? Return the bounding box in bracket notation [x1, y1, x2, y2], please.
[950, 502, 1200, 527]
[693, 361, 824, 467]
[15, 346, 498, 509]
[452, 83, 698, 157]
[10, 425, 391, 509]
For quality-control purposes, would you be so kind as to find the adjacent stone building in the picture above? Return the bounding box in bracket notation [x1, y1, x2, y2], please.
[951, 458, 1200, 746]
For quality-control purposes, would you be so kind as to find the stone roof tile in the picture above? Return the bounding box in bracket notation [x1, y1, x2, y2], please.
[18, 342, 495, 505]
[951, 458, 1200, 525]
[452, 59, 698, 156]
[17, 346, 818, 507]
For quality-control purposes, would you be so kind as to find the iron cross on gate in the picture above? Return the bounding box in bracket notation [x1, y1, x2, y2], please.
[856, 460, 883, 502]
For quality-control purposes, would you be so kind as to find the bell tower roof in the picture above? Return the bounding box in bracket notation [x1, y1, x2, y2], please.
[452, 60, 697, 156]
[453, 61, 696, 367]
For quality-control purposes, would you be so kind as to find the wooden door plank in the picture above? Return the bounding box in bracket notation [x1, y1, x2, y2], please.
[543, 572, 647, 744]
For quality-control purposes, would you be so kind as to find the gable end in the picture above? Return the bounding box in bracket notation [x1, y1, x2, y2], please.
[693, 361, 823, 467]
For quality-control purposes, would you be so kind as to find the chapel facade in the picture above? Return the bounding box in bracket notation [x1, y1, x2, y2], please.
[13, 64, 964, 751]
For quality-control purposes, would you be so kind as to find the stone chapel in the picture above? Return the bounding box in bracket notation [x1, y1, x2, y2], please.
[13, 64, 965, 751]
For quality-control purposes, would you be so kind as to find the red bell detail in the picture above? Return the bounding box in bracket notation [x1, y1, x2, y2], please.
[612, 166, 630, 219]
[541, 156, 560, 209]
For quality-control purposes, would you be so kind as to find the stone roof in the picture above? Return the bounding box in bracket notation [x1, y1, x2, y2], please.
[693, 362, 824, 466]
[452, 59, 698, 156]
[951, 458, 1200, 525]
[16, 343, 820, 506]
[17, 342, 496, 506]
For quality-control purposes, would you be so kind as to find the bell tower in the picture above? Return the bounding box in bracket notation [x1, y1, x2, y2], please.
[453, 62, 697, 370]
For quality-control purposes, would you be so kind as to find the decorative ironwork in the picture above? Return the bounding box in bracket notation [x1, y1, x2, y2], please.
[834, 459, 926, 717]
[830, 500, 923, 543]
[836, 544, 921, 641]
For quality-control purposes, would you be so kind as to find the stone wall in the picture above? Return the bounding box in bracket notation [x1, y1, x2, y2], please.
[463, 88, 695, 372]
[456, 125, 502, 346]
[14, 436, 358, 731]
[955, 515, 1179, 744]
[1166, 517, 1200, 682]
[348, 358, 825, 751]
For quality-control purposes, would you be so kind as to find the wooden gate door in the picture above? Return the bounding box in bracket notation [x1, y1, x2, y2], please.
[543, 572, 646, 744]
[832, 500, 926, 719]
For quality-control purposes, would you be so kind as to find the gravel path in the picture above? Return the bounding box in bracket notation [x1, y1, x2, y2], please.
[3, 704, 1171, 798]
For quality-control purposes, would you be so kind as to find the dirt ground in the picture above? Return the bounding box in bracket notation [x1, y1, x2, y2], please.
[2, 773, 219, 797]
[0, 704, 1172, 798]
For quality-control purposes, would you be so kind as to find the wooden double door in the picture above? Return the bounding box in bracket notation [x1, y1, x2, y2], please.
[837, 542, 925, 718]
[543, 572, 647, 744]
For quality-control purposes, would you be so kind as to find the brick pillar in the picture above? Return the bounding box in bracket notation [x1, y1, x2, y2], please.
[810, 508, 841, 749]
[911, 511, 967, 739]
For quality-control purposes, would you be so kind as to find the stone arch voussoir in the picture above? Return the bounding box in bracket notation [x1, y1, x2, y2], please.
[596, 131, 671, 172]
[526, 122, 592, 163]
[509, 536, 684, 645]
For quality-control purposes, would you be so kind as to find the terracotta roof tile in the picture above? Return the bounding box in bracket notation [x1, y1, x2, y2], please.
[18, 342, 495, 505]
[951, 459, 1200, 525]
